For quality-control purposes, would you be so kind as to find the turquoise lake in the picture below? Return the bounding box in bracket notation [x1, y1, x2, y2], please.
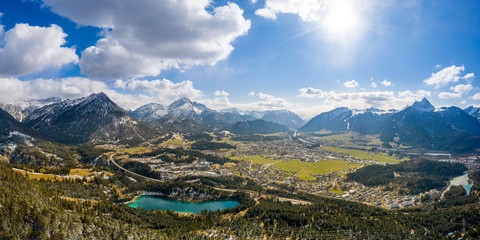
[127, 195, 239, 214]
[449, 173, 473, 195]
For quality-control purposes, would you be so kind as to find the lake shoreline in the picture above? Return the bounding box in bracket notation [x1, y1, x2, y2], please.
[127, 195, 240, 214]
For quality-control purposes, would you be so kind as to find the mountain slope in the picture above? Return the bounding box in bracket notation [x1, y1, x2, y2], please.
[299, 107, 394, 134]
[465, 106, 480, 121]
[229, 119, 289, 135]
[166, 97, 209, 120]
[380, 98, 480, 152]
[24, 93, 157, 144]
[129, 103, 167, 121]
[260, 110, 305, 129]
[299, 107, 352, 132]
[0, 97, 62, 121]
[0, 108, 40, 144]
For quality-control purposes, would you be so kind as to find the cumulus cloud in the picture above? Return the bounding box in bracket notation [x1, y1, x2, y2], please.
[255, 8, 277, 20]
[380, 79, 392, 87]
[0, 77, 204, 110]
[450, 83, 472, 94]
[344, 80, 359, 88]
[214, 90, 230, 97]
[248, 91, 255, 97]
[43, 0, 251, 80]
[471, 93, 480, 100]
[255, 0, 326, 22]
[0, 24, 78, 77]
[438, 92, 462, 99]
[296, 88, 434, 119]
[371, 82, 377, 88]
[297, 87, 328, 98]
[423, 65, 474, 88]
[397, 90, 431, 99]
[202, 91, 291, 112]
[0, 77, 107, 103]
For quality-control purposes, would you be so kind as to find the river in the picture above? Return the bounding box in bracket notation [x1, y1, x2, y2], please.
[127, 195, 239, 214]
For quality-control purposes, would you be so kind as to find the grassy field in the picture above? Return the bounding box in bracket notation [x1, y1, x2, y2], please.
[297, 160, 361, 180]
[69, 168, 93, 176]
[13, 168, 67, 181]
[273, 159, 308, 172]
[273, 159, 361, 180]
[124, 147, 151, 154]
[316, 132, 382, 146]
[329, 189, 345, 194]
[322, 146, 401, 164]
[230, 155, 279, 165]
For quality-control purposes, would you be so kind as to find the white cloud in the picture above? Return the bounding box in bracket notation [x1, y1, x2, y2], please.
[371, 82, 377, 88]
[380, 79, 391, 87]
[203, 91, 291, 112]
[460, 100, 467, 105]
[450, 83, 472, 94]
[438, 92, 462, 99]
[423, 65, 473, 88]
[255, 0, 326, 22]
[471, 93, 480, 100]
[43, 0, 251, 80]
[464, 73, 475, 79]
[248, 91, 255, 97]
[297, 87, 328, 98]
[295, 87, 435, 119]
[344, 80, 359, 88]
[435, 64, 442, 68]
[214, 90, 230, 97]
[398, 90, 431, 99]
[0, 77, 107, 103]
[255, 8, 277, 20]
[0, 77, 204, 110]
[0, 24, 78, 77]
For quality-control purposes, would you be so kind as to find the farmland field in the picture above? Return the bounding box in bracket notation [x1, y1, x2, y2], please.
[321, 146, 401, 164]
[230, 155, 279, 165]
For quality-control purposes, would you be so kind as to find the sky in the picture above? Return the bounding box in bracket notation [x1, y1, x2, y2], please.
[0, 0, 479, 120]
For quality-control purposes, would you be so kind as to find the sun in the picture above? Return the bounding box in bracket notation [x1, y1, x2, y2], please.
[323, 0, 361, 42]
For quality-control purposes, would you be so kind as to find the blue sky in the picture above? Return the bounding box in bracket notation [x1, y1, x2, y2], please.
[0, 0, 479, 119]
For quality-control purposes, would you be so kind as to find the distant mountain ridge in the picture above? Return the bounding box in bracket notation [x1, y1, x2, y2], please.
[465, 106, 480, 121]
[24, 92, 157, 144]
[299, 98, 480, 152]
[299, 107, 394, 134]
[0, 97, 62, 122]
[130, 98, 305, 129]
[380, 99, 480, 152]
[229, 119, 289, 135]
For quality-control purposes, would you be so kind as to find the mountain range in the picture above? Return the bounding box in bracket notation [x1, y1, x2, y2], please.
[23, 93, 157, 144]
[2, 93, 480, 152]
[128, 97, 302, 129]
[300, 98, 480, 152]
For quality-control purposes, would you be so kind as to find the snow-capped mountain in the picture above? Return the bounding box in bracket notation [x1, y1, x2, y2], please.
[299, 107, 394, 134]
[0, 97, 62, 122]
[24, 92, 157, 144]
[260, 110, 306, 129]
[380, 98, 480, 152]
[464, 106, 480, 121]
[128, 103, 167, 121]
[229, 119, 289, 135]
[166, 97, 209, 120]
[0, 108, 39, 144]
[299, 107, 353, 133]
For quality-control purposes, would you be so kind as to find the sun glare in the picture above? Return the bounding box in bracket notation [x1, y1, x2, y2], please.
[323, 0, 361, 42]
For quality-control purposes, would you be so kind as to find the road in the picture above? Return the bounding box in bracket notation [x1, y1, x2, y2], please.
[108, 153, 164, 182]
[109, 153, 311, 205]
